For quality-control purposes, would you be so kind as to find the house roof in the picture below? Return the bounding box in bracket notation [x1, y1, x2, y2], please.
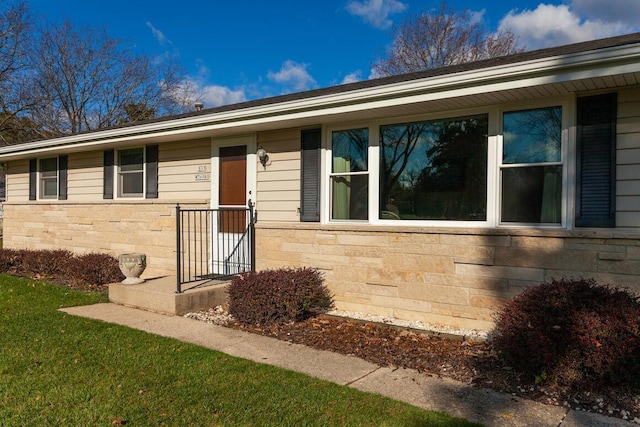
[2, 32, 640, 160]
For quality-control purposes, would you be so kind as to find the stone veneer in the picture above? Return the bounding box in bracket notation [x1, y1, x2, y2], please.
[6, 200, 640, 331]
[3, 201, 209, 278]
[256, 223, 640, 331]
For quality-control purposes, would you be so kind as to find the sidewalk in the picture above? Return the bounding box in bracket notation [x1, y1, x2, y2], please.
[61, 303, 632, 427]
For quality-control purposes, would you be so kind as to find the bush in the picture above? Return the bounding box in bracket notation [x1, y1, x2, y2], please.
[0, 248, 23, 273]
[18, 249, 74, 277]
[70, 253, 125, 286]
[0, 248, 123, 287]
[227, 268, 333, 326]
[492, 278, 640, 388]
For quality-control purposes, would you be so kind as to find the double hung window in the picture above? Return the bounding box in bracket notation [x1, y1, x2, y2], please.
[500, 107, 563, 224]
[28, 155, 67, 201]
[330, 128, 369, 220]
[39, 157, 58, 199]
[103, 145, 158, 199]
[118, 148, 144, 198]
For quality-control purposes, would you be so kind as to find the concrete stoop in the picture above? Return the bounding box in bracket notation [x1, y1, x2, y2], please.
[108, 276, 229, 315]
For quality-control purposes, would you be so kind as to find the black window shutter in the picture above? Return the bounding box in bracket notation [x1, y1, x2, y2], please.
[575, 93, 617, 227]
[29, 159, 36, 200]
[145, 144, 158, 199]
[103, 150, 114, 199]
[300, 129, 321, 222]
[58, 155, 68, 200]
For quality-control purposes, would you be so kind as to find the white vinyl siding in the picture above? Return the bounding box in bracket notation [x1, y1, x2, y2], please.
[616, 87, 640, 227]
[256, 129, 301, 222]
[68, 151, 102, 201]
[158, 138, 211, 201]
[6, 159, 30, 200]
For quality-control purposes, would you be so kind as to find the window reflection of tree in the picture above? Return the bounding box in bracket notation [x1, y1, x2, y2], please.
[501, 107, 562, 223]
[380, 115, 488, 220]
[503, 107, 562, 164]
[380, 123, 427, 217]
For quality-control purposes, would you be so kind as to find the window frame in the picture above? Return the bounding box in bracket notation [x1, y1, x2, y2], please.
[327, 126, 370, 222]
[378, 113, 490, 223]
[497, 99, 571, 228]
[116, 146, 145, 199]
[323, 98, 574, 229]
[38, 157, 59, 200]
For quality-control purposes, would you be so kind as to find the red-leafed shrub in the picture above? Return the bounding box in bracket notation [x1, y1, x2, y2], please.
[17, 249, 74, 277]
[70, 253, 125, 286]
[492, 278, 640, 388]
[0, 248, 123, 287]
[0, 248, 23, 273]
[227, 268, 333, 326]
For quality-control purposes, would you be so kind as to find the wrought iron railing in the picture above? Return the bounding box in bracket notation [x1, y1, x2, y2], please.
[176, 201, 256, 293]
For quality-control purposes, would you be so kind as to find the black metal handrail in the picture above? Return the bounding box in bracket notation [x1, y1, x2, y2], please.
[176, 200, 256, 293]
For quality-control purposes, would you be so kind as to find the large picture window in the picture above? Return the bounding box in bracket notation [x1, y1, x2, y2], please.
[379, 114, 488, 221]
[325, 104, 569, 227]
[330, 128, 368, 220]
[501, 106, 562, 223]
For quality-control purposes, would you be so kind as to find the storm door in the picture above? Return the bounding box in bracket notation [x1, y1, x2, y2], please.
[212, 142, 253, 275]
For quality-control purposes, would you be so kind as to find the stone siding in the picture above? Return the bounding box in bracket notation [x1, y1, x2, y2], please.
[3, 201, 209, 278]
[256, 223, 640, 331]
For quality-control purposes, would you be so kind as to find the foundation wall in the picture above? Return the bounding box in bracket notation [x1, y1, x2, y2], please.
[256, 223, 640, 331]
[3, 200, 209, 278]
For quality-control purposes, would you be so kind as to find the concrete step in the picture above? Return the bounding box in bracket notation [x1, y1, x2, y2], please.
[109, 276, 229, 315]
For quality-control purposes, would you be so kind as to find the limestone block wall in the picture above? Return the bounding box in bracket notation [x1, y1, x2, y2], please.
[256, 223, 640, 331]
[3, 200, 209, 278]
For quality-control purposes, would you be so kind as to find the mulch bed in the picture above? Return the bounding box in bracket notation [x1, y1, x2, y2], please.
[232, 315, 640, 423]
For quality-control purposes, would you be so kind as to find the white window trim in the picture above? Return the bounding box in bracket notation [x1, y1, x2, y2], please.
[496, 97, 572, 229]
[322, 97, 575, 229]
[324, 124, 371, 223]
[38, 157, 58, 200]
[115, 147, 146, 199]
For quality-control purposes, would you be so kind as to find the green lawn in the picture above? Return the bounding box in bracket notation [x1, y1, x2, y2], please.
[0, 275, 481, 426]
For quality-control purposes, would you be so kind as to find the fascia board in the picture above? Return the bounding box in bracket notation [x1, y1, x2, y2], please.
[1, 43, 639, 160]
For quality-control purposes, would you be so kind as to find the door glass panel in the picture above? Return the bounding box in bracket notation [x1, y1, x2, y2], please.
[219, 145, 247, 232]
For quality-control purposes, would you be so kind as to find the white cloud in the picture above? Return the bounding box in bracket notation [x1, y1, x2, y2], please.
[267, 60, 317, 92]
[200, 85, 246, 108]
[346, 0, 407, 29]
[368, 67, 384, 80]
[146, 21, 170, 46]
[498, 2, 638, 50]
[571, 0, 640, 27]
[341, 71, 362, 84]
[469, 9, 486, 26]
[170, 76, 246, 110]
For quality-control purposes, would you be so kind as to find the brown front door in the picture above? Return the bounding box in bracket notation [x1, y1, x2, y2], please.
[219, 145, 247, 233]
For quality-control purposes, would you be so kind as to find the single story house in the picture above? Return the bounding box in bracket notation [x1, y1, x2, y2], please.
[2, 33, 640, 331]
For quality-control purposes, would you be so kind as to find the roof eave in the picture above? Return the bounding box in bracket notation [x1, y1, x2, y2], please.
[1, 41, 639, 161]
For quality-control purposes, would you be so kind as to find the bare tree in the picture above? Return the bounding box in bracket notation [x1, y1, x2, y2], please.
[29, 20, 187, 136]
[373, 1, 524, 76]
[0, 0, 39, 145]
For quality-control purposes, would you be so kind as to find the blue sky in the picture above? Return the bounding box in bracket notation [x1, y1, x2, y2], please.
[28, 0, 640, 109]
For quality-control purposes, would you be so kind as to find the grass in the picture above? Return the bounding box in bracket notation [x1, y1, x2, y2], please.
[0, 274, 481, 426]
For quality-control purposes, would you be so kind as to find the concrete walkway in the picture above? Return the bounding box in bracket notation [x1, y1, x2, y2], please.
[60, 303, 633, 427]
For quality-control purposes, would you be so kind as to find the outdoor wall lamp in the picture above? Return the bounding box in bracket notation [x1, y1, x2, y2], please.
[257, 146, 269, 167]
